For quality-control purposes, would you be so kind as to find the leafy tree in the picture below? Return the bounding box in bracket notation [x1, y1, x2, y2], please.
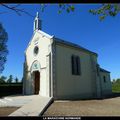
[40, 4, 120, 21]
[0, 23, 8, 73]
[112, 78, 120, 84]
[89, 4, 120, 21]
[40, 4, 75, 14]
[0, 4, 120, 21]
[7, 75, 13, 83]
[116, 78, 120, 83]
[21, 77, 23, 84]
[15, 77, 19, 83]
[0, 75, 7, 83]
[112, 79, 116, 84]
[112, 78, 120, 93]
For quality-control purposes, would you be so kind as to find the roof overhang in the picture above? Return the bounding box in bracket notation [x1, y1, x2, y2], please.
[100, 68, 110, 73]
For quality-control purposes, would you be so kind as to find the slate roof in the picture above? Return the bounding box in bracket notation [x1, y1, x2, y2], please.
[100, 68, 110, 73]
[54, 37, 98, 56]
[26, 29, 98, 56]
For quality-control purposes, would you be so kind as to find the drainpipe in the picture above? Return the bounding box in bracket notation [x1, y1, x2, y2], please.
[98, 64, 103, 98]
[50, 38, 54, 97]
[22, 62, 25, 95]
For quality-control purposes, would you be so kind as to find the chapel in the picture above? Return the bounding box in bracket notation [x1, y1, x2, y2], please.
[23, 12, 112, 99]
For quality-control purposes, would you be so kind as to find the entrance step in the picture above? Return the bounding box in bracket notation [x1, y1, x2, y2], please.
[0, 95, 34, 107]
[9, 96, 53, 116]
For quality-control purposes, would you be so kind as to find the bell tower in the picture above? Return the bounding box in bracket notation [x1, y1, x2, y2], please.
[33, 12, 42, 32]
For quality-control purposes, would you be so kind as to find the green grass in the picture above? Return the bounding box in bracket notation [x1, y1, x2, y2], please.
[112, 82, 120, 93]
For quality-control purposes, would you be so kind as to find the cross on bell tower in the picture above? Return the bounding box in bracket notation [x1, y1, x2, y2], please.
[33, 12, 42, 32]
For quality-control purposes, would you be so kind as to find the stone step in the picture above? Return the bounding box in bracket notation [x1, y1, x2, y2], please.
[0, 95, 34, 107]
[9, 96, 53, 116]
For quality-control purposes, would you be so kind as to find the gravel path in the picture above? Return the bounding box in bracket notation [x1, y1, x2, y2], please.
[0, 107, 20, 116]
[43, 97, 120, 116]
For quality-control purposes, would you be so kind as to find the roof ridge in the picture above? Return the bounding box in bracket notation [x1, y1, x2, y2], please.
[54, 37, 97, 56]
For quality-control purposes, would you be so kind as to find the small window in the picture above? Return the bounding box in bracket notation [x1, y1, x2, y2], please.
[71, 55, 81, 75]
[76, 56, 80, 75]
[96, 64, 99, 76]
[71, 55, 75, 75]
[103, 76, 106, 83]
[34, 46, 39, 56]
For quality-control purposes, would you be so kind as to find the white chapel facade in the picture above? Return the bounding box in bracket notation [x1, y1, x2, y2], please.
[23, 12, 112, 99]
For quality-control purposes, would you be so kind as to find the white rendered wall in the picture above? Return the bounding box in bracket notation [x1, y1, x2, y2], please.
[25, 30, 52, 97]
[100, 72, 112, 95]
[55, 43, 98, 99]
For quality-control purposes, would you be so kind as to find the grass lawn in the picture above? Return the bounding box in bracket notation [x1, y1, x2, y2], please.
[112, 82, 120, 93]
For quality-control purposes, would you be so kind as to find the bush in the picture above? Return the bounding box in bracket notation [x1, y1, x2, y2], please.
[0, 83, 23, 97]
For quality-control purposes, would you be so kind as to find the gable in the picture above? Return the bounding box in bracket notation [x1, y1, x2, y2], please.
[25, 30, 54, 71]
[25, 30, 54, 54]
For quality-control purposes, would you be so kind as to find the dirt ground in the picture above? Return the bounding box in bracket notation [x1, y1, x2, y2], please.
[0, 107, 20, 116]
[43, 96, 120, 116]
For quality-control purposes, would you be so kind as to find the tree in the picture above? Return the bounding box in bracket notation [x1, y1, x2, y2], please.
[0, 4, 120, 21]
[89, 4, 120, 21]
[7, 75, 13, 83]
[0, 23, 8, 73]
[40, 4, 120, 21]
[20, 77, 23, 84]
[40, 4, 75, 14]
[112, 79, 116, 84]
[0, 75, 7, 83]
[116, 78, 120, 83]
[15, 77, 19, 83]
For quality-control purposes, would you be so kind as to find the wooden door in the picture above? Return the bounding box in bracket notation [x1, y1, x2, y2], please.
[34, 71, 40, 94]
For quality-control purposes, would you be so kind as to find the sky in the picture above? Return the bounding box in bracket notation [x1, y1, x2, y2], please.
[0, 4, 120, 81]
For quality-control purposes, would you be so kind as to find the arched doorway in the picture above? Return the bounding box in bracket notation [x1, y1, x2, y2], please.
[34, 71, 40, 94]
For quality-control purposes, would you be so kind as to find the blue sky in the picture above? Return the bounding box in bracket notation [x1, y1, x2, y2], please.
[0, 4, 120, 80]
